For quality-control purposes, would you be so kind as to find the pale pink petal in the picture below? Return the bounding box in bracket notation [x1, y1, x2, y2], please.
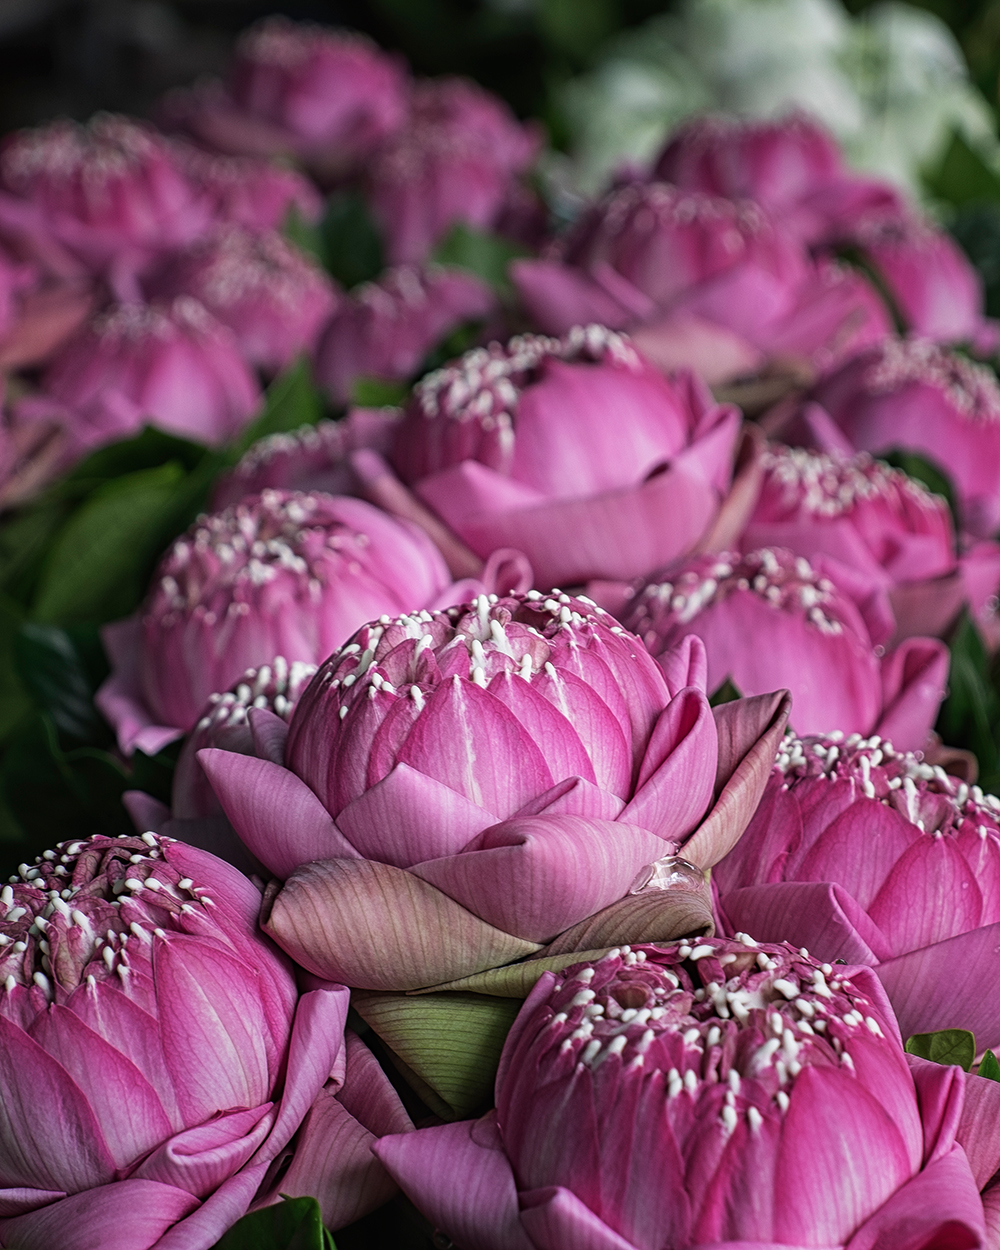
[0, 1180, 199, 1250]
[624, 689, 717, 843]
[956, 1064, 1000, 1187]
[876, 637, 950, 754]
[515, 777, 625, 822]
[519, 1186, 640, 1250]
[131, 1104, 273, 1197]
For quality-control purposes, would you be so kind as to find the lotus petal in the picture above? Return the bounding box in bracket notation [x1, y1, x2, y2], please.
[519, 1186, 639, 1250]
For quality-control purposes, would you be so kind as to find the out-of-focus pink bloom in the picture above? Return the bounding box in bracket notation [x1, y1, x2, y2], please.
[626, 547, 949, 751]
[376, 938, 986, 1250]
[17, 297, 261, 453]
[314, 264, 494, 405]
[716, 731, 1000, 1049]
[366, 77, 540, 265]
[512, 184, 892, 385]
[97, 489, 454, 755]
[803, 337, 1000, 539]
[0, 832, 351, 1250]
[173, 144, 323, 232]
[654, 112, 905, 246]
[149, 225, 339, 374]
[0, 116, 214, 298]
[390, 326, 742, 588]
[0, 241, 35, 341]
[161, 18, 408, 177]
[198, 594, 790, 989]
[744, 442, 976, 640]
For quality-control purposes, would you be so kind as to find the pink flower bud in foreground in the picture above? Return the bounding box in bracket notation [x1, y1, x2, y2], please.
[745, 443, 966, 639]
[626, 547, 948, 751]
[717, 732, 1000, 1051]
[375, 939, 985, 1249]
[314, 264, 494, 405]
[391, 326, 741, 588]
[366, 77, 539, 265]
[198, 593, 789, 990]
[806, 337, 1000, 539]
[0, 832, 347, 1250]
[162, 18, 408, 174]
[21, 297, 261, 453]
[0, 116, 212, 292]
[150, 225, 339, 374]
[97, 489, 453, 755]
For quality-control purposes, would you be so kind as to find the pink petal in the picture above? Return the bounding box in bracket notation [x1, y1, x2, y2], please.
[396, 676, 555, 819]
[954, 1061, 1000, 1187]
[793, 798, 918, 912]
[630, 311, 764, 386]
[152, 1161, 269, 1250]
[335, 762, 497, 868]
[374, 1114, 535, 1250]
[719, 881, 892, 965]
[131, 1104, 273, 1197]
[868, 835, 983, 953]
[876, 923, 1000, 1049]
[876, 637, 950, 754]
[96, 617, 183, 756]
[905, 1054, 966, 1169]
[0, 1180, 199, 1250]
[845, 1146, 984, 1250]
[247, 707, 289, 765]
[519, 1186, 639, 1250]
[888, 574, 965, 643]
[515, 777, 625, 822]
[624, 689, 717, 843]
[195, 749, 360, 878]
[657, 635, 708, 698]
[530, 665, 632, 799]
[411, 815, 666, 942]
[488, 670, 598, 787]
[0, 1189, 67, 1217]
[511, 258, 633, 335]
[122, 792, 170, 834]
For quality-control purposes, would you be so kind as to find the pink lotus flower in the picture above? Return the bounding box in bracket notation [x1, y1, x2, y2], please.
[390, 326, 742, 588]
[743, 442, 992, 640]
[512, 184, 891, 385]
[97, 488, 454, 755]
[716, 731, 1000, 1050]
[801, 337, 1000, 539]
[149, 225, 339, 374]
[654, 113, 905, 247]
[161, 18, 408, 177]
[0, 116, 214, 299]
[314, 264, 494, 405]
[625, 547, 948, 751]
[16, 297, 261, 453]
[375, 938, 986, 1249]
[198, 593, 790, 990]
[0, 831, 353, 1250]
[172, 144, 323, 233]
[365, 77, 540, 265]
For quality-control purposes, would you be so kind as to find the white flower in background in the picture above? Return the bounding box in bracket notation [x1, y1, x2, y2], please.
[555, 0, 999, 198]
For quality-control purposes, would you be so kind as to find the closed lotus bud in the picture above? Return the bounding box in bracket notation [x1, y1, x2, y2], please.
[391, 325, 741, 588]
[0, 115, 212, 294]
[314, 264, 494, 405]
[806, 337, 1000, 538]
[21, 297, 261, 453]
[717, 731, 1000, 1049]
[626, 547, 948, 751]
[162, 18, 408, 175]
[744, 443, 980, 640]
[174, 144, 323, 232]
[151, 225, 339, 373]
[97, 489, 454, 755]
[0, 832, 347, 1250]
[375, 939, 985, 1249]
[366, 77, 540, 265]
[198, 592, 790, 990]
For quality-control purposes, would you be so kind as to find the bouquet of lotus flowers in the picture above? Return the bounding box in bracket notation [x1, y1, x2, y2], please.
[3, 6, 1000, 1248]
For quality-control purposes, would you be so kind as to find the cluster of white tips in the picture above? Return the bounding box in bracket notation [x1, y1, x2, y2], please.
[0, 114, 162, 185]
[583, 181, 768, 247]
[863, 338, 1000, 422]
[760, 444, 939, 517]
[195, 655, 317, 732]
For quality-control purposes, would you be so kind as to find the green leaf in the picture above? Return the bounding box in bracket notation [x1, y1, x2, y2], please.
[431, 222, 530, 292]
[321, 191, 385, 290]
[537, 0, 621, 62]
[349, 376, 410, 408]
[709, 677, 742, 708]
[924, 130, 1000, 208]
[61, 426, 208, 488]
[905, 1028, 977, 1071]
[949, 202, 1000, 320]
[0, 597, 30, 743]
[211, 1195, 336, 1250]
[284, 202, 327, 268]
[935, 611, 1000, 787]
[978, 1048, 1000, 1081]
[14, 623, 109, 742]
[31, 462, 188, 625]
[230, 358, 325, 458]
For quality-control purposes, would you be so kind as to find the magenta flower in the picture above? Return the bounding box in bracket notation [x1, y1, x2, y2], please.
[625, 547, 948, 751]
[744, 442, 981, 640]
[0, 832, 349, 1250]
[97, 489, 454, 755]
[716, 732, 1000, 1051]
[198, 593, 790, 990]
[390, 326, 742, 588]
[512, 183, 891, 384]
[16, 298, 261, 453]
[375, 939, 985, 1249]
[803, 337, 1000, 539]
[161, 18, 408, 176]
[314, 264, 494, 405]
[173, 145, 323, 234]
[365, 77, 540, 265]
[149, 225, 339, 374]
